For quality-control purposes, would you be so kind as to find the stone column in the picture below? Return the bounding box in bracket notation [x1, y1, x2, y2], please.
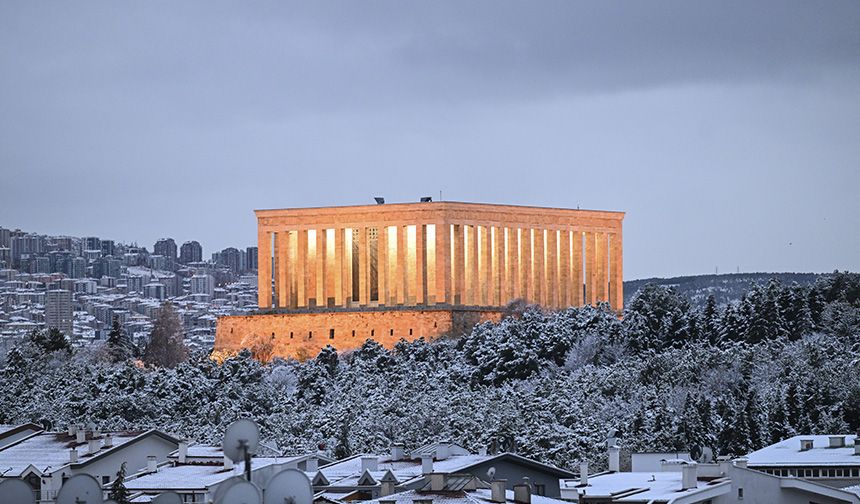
[435, 222, 451, 305]
[468, 224, 479, 305]
[415, 224, 426, 305]
[559, 229, 571, 308]
[454, 224, 465, 305]
[571, 230, 583, 306]
[610, 231, 623, 313]
[257, 227, 272, 309]
[507, 227, 519, 302]
[547, 229, 558, 309]
[316, 229, 327, 307]
[521, 228, 533, 304]
[276, 231, 290, 309]
[585, 231, 596, 305]
[478, 225, 489, 305]
[357, 227, 369, 306]
[596, 232, 608, 303]
[397, 224, 408, 304]
[334, 228, 344, 307]
[296, 229, 308, 308]
[533, 228, 545, 306]
[494, 226, 505, 306]
[378, 225, 389, 305]
[343, 228, 353, 306]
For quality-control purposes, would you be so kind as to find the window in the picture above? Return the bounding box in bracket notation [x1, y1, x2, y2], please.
[102, 476, 110, 484]
[352, 330, 355, 337]
[737, 487, 743, 500]
[371, 329, 375, 337]
[329, 329, 335, 339]
[409, 328, 413, 335]
[390, 329, 394, 336]
[534, 484, 546, 496]
[290, 332, 293, 339]
[309, 331, 313, 339]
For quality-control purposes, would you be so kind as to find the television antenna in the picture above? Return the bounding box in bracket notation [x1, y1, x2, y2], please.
[218, 480, 262, 504]
[56, 474, 102, 504]
[223, 419, 260, 481]
[0, 478, 36, 504]
[152, 492, 183, 504]
[264, 468, 313, 504]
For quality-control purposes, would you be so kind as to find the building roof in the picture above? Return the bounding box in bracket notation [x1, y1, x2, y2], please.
[363, 487, 568, 504]
[0, 430, 173, 477]
[746, 434, 860, 467]
[123, 456, 298, 492]
[560, 472, 729, 503]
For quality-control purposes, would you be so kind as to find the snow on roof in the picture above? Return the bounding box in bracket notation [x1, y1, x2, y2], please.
[123, 456, 300, 491]
[364, 488, 568, 504]
[746, 435, 860, 467]
[562, 472, 726, 502]
[0, 431, 143, 477]
[318, 453, 498, 488]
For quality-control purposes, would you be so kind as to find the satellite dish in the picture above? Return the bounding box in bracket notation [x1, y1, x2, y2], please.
[701, 447, 715, 463]
[0, 478, 36, 504]
[690, 445, 703, 462]
[219, 480, 262, 504]
[213, 476, 247, 504]
[104, 501, 118, 504]
[264, 468, 313, 504]
[152, 492, 183, 504]
[223, 419, 260, 463]
[57, 474, 102, 504]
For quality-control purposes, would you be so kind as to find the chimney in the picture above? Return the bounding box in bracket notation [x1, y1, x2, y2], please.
[580, 461, 588, 486]
[102, 434, 113, 449]
[421, 454, 434, 475]
[381, 480, 396, 497]
[490, 480, 507, 503]
[178, 440, 188, 463]
[855, 443, 860, 456]
[147, 455, 158, 473]
[734, 458, 748, 469]
[608, 445, 620, 472]
[223, 455, 234, 470]
[829, 436, 846, 448]
[430, 473, 445, 492]
[513, 482, 531, 504]
[800, 438, 814, 451]
[391, 443, 405, 462]
[306, 455, 318, 473]
[88, 438, 100, 455]
[681, 462, 697, 490]
[68, 425, 77, 436]
[75, 429, 86, 444]
[69, 448, 78, 464]
[93, 427, 101, 438]
[436, 442, 450, 461]
[361, 456, 378, 473]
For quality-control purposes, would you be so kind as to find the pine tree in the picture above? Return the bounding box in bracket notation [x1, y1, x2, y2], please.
[142, 303, 188, 368]
[108, 462, 131, 504]
[44, 328, 72, 353]
[106, 317, 135, 363]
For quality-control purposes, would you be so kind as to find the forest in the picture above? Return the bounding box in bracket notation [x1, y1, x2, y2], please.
[1, 272, 858, 471]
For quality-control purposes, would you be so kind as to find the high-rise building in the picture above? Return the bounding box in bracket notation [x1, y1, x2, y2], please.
[45, 289, 73, 336]
[216, 247, 243, 273]
[245, 246, 258, 270]
[0, 227, 10, 248]
[190, 273, 215, 297]
[101, 239, 116, 257]
[83, 236, 101, 252]
[179, 240, 203, 264]
[154, 238, 178, 270]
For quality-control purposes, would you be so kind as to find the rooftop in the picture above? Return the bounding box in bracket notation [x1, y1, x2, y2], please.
[561, 471, 729, 502]
[746, 434, 860, 467]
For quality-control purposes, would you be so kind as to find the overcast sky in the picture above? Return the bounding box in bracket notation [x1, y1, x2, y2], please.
[1, 1, 858, 279]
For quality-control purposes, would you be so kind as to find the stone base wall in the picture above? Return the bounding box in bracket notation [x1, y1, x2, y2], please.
[215, 307, 503, 360]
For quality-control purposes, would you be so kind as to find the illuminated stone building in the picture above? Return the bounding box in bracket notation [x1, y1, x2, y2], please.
[215, 201, 624, 360]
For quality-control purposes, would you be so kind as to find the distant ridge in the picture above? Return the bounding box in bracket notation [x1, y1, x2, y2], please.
[623, 272, 824, 307]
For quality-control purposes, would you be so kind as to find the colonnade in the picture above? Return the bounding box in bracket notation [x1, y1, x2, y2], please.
[258, 217, 623, 312]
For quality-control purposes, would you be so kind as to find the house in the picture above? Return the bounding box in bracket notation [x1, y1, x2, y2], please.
[361, 473, 570, 504]
[119, 442, 330, 503]
[310, 441, 575, 501]
[0, 425, 179, 503]
[0, 423, 43, 451]
[559, 445, 860, 503]
[745, 433, 860, 488]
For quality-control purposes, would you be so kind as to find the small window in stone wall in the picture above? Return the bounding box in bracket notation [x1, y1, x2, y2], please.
[309, 331, 313, 339]
[352, 330, 355, 337]
[329, 329, 335, 339]
[409, 329, 413, 335]
[290, 332, 294, 339]
[390, 329, 394, 336]
[371, 329, 375, 337]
